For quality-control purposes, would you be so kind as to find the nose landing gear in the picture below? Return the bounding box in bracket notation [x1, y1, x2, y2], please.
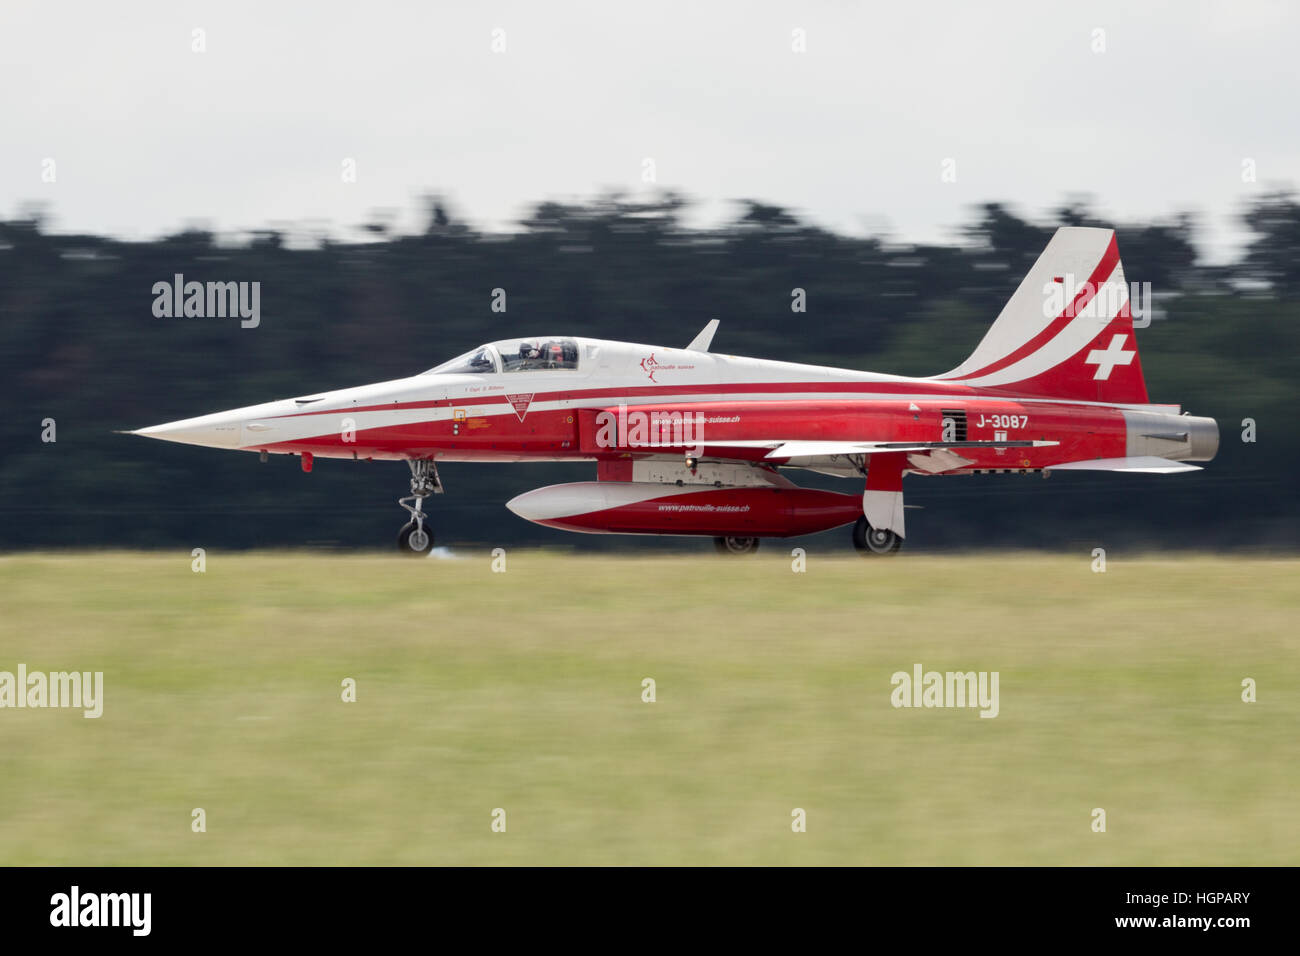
[397, 459, 443, 556]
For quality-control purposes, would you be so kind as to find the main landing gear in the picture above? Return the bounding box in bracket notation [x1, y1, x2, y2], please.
[714, 536, 760, 555]
[397, 459, 443, 556]
[853, 516, 902, 555]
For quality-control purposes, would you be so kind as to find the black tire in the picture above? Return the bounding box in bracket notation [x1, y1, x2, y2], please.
[397, 521, 435, 555]
[852, 516, 902, 555]
[714, 536, 760, 555]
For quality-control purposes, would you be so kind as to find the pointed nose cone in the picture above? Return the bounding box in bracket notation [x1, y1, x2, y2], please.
[131, 410, 245, 448]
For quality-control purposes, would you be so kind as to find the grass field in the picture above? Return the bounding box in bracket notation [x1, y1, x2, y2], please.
[0, 550, 1295, 865]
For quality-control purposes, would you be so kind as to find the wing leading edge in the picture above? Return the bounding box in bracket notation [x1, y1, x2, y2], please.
[708, 438, 1059, 461]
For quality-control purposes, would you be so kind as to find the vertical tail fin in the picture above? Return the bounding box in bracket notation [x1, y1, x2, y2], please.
[935, 226, 1149, 404]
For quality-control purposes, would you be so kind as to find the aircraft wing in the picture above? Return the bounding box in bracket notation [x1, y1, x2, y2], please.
[708, 439, 1058, 461]
[1044, 456, 1202, 474]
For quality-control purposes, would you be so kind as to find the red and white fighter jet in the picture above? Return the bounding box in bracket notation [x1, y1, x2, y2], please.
[131, 227, 1218, 555]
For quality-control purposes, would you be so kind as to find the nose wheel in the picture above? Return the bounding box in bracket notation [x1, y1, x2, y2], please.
[853, 516, 902, 555]
[398, 521, 435, 554]
[396, 459, 443, 556]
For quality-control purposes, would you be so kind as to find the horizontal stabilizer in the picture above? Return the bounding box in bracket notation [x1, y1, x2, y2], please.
[1045, 456, 1202, 474]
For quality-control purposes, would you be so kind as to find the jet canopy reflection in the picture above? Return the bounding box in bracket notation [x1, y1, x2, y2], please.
[423, 338, 581, 375]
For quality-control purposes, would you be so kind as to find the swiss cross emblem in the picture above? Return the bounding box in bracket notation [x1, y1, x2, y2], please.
[1084, 333, 1136, 381]
[505, 393, 534, 421]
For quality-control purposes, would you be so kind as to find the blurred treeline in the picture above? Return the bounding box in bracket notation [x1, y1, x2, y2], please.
[1, 192, 1296, 551]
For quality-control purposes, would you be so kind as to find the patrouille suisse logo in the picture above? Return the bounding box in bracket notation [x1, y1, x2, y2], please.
[640, 352, 693, 383]
[505, 393, 534, 421]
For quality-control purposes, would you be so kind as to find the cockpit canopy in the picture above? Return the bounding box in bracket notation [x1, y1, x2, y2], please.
[426, 345, 496, 375]
[423, 338, 580, 375]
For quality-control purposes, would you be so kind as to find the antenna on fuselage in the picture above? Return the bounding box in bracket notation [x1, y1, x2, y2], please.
[686, 319, 720, 352]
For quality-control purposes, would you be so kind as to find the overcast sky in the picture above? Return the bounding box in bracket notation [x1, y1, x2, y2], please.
[2, 0, 1295, 261]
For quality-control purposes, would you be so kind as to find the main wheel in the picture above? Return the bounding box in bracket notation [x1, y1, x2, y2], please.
[714, 536, 760, 555]
[852, 517, 902, 555]
[397, 520, 435, 556]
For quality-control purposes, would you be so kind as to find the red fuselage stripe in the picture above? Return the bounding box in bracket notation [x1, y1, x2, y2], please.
[278, 379, 1047, 421]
